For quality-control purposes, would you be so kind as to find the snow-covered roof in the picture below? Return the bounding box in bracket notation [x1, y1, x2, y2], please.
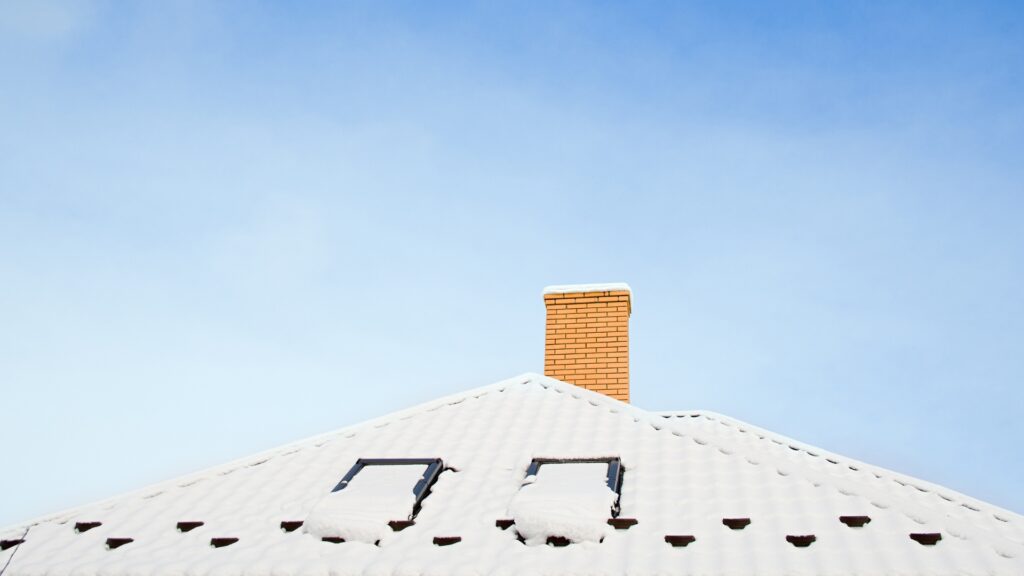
[2, 373, 1022, 576]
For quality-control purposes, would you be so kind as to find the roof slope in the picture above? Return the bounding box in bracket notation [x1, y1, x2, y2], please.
[2, 373, 1022, 576]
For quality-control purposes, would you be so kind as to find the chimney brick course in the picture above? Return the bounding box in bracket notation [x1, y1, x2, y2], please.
[543, 287, 631, 402]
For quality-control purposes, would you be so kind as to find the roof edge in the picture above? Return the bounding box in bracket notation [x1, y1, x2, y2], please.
[657, 409, 1024, 524]
[1, 372, 548, 534]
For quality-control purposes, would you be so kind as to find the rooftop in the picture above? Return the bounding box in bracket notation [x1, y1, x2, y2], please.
[2, 373, 1021, 576]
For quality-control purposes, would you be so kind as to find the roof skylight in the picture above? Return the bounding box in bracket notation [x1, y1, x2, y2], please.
[508, 457, 623, 546]
[304, 458, 444, 545]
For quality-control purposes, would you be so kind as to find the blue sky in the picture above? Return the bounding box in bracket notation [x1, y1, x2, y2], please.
[1, 1, 1022, 526]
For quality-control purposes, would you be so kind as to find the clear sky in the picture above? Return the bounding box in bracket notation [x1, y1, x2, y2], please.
[1, 1, 1022, 527]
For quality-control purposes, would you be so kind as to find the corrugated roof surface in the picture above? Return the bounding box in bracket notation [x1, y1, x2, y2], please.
[2, 373, 1021, 576]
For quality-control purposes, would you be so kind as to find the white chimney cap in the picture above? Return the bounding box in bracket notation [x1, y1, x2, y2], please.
[544, 280, 630, 293]
[542, 282, 632, 295]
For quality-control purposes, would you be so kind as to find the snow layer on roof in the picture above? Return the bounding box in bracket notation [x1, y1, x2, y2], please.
[3, 373, 1023, 576]
[509, 463, 617, 545]
[542, 283, 631, 295]
[304, 463, 427, 544]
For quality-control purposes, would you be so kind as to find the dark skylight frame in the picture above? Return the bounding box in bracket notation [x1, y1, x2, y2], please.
[333, 458, 444, 518]
[525, 457, 624, 517]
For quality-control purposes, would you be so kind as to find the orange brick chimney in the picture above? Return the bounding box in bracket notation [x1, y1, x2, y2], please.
[543, 283, 632, 402]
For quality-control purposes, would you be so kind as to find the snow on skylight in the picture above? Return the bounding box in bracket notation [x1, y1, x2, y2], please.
[508, 462, 618, 546]
[304, 462, 429, 544]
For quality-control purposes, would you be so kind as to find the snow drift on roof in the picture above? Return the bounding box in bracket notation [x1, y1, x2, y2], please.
[304, 463, 427, 544]
[509, 462, 617, 546]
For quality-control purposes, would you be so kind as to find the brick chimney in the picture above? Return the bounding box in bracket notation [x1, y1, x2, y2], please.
[543, 283, 632, 402]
